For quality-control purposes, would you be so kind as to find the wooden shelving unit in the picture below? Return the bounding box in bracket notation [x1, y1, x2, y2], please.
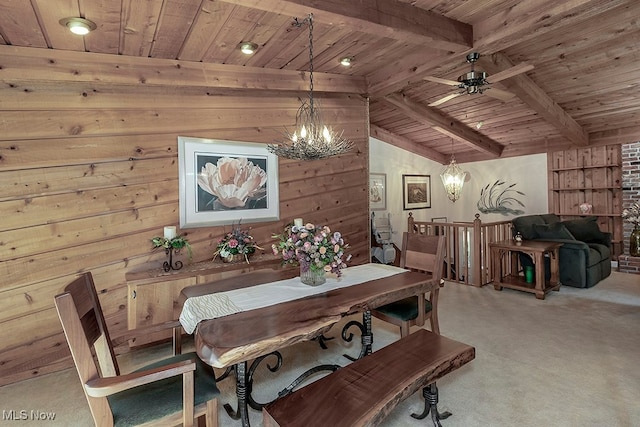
[547, 145, 623, 258]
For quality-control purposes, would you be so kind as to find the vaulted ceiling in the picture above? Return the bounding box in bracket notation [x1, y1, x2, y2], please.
[2, 0, 639, 164]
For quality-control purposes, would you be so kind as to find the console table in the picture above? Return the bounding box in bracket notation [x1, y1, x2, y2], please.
[490, 239, 562, 299]
[125, 253, 280, 346]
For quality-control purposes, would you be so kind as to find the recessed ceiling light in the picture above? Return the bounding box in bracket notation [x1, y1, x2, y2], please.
[238, 41, 258, 55]
[59, 17, 97, 36]
[340, 57, 353, 67]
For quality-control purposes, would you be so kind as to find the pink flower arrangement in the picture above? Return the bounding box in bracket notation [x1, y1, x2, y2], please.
[213, 225, 262, 262]
[272, 222, 351, 275]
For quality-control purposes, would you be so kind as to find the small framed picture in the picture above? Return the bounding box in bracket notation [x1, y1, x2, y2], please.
[369, 173, 387, 211]
[402, 174, 431, 210]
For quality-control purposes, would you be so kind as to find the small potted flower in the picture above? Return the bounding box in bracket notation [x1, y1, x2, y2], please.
[213, 225, 262, 264]
[272, 222, 351, 286]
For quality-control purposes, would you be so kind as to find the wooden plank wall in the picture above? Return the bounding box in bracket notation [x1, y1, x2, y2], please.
[0, 48, 370, 385]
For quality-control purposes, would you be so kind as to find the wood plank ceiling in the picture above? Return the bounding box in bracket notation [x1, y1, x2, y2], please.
[1, 0, 639, 164]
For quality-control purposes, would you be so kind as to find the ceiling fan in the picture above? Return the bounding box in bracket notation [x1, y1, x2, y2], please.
[425, 52, 533, 107]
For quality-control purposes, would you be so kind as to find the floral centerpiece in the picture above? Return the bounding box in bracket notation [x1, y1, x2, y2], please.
[213, 225, 262, 264]
[272, 222, 351, 285]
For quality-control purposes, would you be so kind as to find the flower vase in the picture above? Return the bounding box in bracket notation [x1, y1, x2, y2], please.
[300, 267, 326, 286]
[630, 225, 640, 257]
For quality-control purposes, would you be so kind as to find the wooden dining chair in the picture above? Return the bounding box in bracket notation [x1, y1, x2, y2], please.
[54, 272, 219, 427]
[372, 232, 446, 337]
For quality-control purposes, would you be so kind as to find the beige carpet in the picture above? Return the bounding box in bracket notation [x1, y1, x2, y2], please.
[1, 271, 639, 427]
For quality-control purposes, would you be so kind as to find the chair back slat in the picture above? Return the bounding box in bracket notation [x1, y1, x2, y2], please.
[404, 251, 437, 273]
[55, 290, 114, 425]
[61, 273, 120, 377]
[401, 233, 445, 280]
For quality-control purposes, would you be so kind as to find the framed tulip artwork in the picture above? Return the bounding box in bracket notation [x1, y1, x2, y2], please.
[178, 136, 280, 227]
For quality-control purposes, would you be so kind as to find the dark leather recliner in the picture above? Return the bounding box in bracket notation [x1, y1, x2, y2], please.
[511, 214, 612, 288]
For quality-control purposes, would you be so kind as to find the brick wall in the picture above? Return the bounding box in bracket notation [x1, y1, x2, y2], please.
[618, 256, 640, 274]
[620, 141, 639, 274]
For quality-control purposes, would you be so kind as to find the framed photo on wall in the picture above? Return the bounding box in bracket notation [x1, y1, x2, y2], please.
[369, 173, 387, 211]
[402, 174, 431, 210]
[178, 136, 279, 227]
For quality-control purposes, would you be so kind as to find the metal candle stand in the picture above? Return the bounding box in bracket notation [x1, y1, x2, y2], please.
[163, 247, 183, 272]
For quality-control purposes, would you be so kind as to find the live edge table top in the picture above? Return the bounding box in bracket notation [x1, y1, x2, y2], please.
[179, 267, 437, 368]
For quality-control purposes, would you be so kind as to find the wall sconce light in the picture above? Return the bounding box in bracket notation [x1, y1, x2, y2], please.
[238, 41, 258, 55]
[59, 17, 97, 35]
[340, 57, 353, 66]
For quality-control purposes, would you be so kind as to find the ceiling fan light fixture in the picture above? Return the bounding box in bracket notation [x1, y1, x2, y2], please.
[238, 41, 258, 55]
[59, 17, 96, 35]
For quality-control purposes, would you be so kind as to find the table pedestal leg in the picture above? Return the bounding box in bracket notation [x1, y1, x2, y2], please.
[411, 383, 452, 426]
[223, 361, 251, 427]
[342, 310, 373, 361]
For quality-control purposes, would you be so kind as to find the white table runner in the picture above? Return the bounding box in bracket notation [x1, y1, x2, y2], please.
[179, 263, 407, 334]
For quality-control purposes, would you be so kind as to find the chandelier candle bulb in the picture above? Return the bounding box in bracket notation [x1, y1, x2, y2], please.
[164, 226, 177, 240]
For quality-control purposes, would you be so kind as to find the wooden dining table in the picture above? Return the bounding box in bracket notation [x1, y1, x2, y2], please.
[178, 263, 440, 427]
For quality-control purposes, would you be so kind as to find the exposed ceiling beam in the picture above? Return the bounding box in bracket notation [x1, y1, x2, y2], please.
[480, 52, 589, 147]
[367, 50, 457, 98]
[383, 94, 504, 158]
[0, 45, 367, 94]
[219, 0, 472, 52]
[589, 125, 640, 146]
[370, 125, 449, 164]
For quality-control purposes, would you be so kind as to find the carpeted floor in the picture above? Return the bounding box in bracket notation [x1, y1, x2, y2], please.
[1, 271, 639, 427]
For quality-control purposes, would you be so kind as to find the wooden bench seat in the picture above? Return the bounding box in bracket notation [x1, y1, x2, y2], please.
[262, 329, 475, 427]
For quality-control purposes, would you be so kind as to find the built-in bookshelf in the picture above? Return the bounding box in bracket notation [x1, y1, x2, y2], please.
[547, 145, 623, 258]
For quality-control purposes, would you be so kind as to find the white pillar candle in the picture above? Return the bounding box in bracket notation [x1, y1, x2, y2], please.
[294, 218, 303, 227]
[164, 226, 177, 240]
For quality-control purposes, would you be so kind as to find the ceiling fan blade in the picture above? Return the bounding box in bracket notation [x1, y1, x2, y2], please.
[487, 62, 534, 83]
[424, 76, 461, 86]
[484, 87, 515, 101]
[429, 92, 463, 107]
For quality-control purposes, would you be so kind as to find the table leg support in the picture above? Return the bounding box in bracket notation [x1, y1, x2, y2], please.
[223, 361, 251, 427]
[342, 311, 373, 361]
[411, 383, 452, 427]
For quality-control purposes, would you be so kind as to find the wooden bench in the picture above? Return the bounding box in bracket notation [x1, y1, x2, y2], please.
[262, 328, 475, 427]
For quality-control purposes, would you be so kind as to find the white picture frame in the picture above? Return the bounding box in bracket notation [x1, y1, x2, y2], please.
[178, 136, 279, 228]
[369, 173, 387, 211]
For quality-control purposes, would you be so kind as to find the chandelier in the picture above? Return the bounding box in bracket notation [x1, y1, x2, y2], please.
[267, 14, 354, 161]
[440, 142, 467, 202]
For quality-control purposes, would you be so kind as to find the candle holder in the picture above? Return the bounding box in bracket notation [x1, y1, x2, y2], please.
[163, 247, 183, 272]
[151, 234, 192, 272]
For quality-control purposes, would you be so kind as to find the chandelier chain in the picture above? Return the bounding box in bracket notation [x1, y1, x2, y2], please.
[266, 13, 354, 161]
[308, 14, 314, 112]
